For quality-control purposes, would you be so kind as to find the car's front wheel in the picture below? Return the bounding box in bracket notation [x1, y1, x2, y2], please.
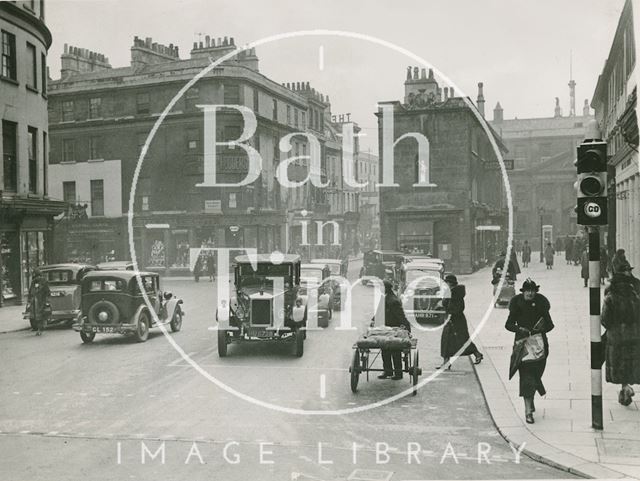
[80, 331, 95, 343]
[135, 312, 150, 342]
[170, 310, 182, 332]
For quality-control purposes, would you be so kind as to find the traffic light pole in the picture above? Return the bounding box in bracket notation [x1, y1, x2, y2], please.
[588, 225, 603, 430]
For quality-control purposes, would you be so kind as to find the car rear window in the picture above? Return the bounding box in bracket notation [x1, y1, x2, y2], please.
[46, 270, 73, 284]
[88, 279, 127, 292]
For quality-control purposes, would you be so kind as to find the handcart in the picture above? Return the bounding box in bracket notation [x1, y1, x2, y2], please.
[349, 327, 422, 395]
[493, 276, 516, 307]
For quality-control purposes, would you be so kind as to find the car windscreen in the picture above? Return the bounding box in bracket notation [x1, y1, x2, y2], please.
[86, 279, 127, 292]
[382, 253, 401, 263]
[301, 269, 323, 283]
[45, 270, 75, 285]
[405, 269, 441, 287]
[238, 263, 292, 286]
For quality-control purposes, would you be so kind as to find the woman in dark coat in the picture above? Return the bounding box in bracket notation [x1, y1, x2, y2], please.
[28, 269, 50, 336]
[439, 274, 483, 369]
[600, 247, 610, 284]
[611, 249, 628, 275]
[193, 255, 203, 282]
[564, 236, 574, 265]
[581, 248, 589, 287]
[207, 253, 216, 282]
[601, 270, 640, 406]
[521, 241, 532, 268]
[505, 278, 554, 424]
[544, 242, 555, 269]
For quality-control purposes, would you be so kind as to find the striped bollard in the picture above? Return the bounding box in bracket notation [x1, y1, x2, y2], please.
[588, 226, 603, 430]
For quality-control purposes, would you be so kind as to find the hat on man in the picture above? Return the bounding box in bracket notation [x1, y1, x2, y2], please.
[444, 274, 458, 285]
[619, 261, 634, 272]
[520, 278, 540, 292]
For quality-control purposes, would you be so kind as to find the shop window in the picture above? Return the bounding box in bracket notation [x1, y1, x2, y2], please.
[1, 233, 19, 301]
[90, 179, 104, 216]
[89, 136, 101, 159]
[2, 120, 17, 192]
[147, 237, 166, 268]
[1, 30, 16, 81]
[62, 100, 74, 121]
[28, 126, 37, 193]
[26, 42, 37, 90]
[89, 97, 101, 119]
[171, 231, 190, 268]
[62, 138, 75, 162]
[136, 93, 150, 114]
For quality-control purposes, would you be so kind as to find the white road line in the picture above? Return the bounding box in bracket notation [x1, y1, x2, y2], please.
[320, 374, 326, 399]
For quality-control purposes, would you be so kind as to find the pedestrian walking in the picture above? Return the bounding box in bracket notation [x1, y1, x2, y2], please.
[581, 248, 589, 287]
[544, 242, 555, 269]
[573, 237, 584, 266]
[555, 236, 563, 254]
[27, 269, 50, 336]
[600, 247, 610, 284]
[611, 249, 628, 275]
[193, 255, 203, 282]
[505, 278, 554, 424]
[438, 274, 483, 369]
[601, 267, 640, 406]
[521, 240, 532, 268]
[374, 280, 411, 380]
[207, 253, 215, 282]
[564, 236, 574, 265]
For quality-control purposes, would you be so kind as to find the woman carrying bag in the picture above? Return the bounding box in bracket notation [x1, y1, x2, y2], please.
[506, 278, 554, 424]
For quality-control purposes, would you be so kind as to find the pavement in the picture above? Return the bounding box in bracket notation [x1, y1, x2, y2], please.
[0, 304, 29, 334]
[460, 252, 640, 479]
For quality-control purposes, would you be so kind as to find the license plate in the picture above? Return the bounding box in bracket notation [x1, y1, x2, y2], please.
[417, 312, 437, 318]
[90, 325, 118, 333]
[255, 330, 271, 338]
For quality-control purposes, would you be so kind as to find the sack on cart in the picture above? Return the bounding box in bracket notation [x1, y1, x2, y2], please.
[356, 326, 412, 350]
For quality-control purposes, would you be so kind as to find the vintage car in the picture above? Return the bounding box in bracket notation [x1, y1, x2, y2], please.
[359, 250, 406, 287]
[309, 258, 347, 309]
[406, 257, 445, 274]
[216, 254, 305, 357]
[96, 260, 135, 271]
[23, 263, 96, 329]
[299, 263, 332, 326]
[400, 263, 447, 324]
[73, 270, 184, 343]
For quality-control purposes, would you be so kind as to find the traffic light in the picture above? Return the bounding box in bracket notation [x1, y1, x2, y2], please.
[576, 141, 607, 225]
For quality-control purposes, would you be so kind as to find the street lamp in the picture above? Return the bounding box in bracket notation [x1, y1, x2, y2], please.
[538, 206, 544, 262]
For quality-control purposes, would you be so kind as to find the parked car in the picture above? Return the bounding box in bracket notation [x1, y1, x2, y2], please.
[309, 258, 347, 309]
[73, 270, 184, 343]
[401, 264, 447, 324]
[359, 250, 406, 287]
[23, 263, 96, 329]
[299, 263, 332, 326]
[216, 254, 305, 357]
[96, 261, 135, 271]
[406, 257, 445, 274]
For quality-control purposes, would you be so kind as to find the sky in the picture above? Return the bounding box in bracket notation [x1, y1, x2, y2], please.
[45, 0, 626, 153]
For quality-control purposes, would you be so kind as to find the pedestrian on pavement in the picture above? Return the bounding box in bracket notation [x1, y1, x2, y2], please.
[601, 266, 640, 406]
[581, 248, 589, 287]
[375, 280, 411, 380]
[505, 278, 555, 424]
[600, 247, 610, 284]
[521, 240, 532, 268]
[612, 249, 628, 275]
[555, 236, 563, 254]
[207, 253, 215, 282]
[27, 269, 50, 336]
[492, 252, 516, 284]
[564, 236, 574, 265]
[439, 274, 483, 369]
[544, 242, 555, 269]
[194, 255, 203, 283]
[573, 237, 584, 266]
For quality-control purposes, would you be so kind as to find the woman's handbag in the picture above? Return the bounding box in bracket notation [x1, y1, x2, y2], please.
[518, 333, 546, 363]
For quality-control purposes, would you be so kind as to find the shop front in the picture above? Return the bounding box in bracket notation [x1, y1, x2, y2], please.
[0, 197, 66, 306]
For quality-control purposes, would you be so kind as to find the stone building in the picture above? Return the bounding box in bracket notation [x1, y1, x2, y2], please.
[0, 1, 65, 306]
[357, 150, 380, 250]
[377, 68, 508, 274]
[490, 102, 594, 250]
[48, 35, 355, 272]
[591, 0, 638, 270]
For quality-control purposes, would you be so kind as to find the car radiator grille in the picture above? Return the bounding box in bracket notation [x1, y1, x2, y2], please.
[251, 299, 271, 325]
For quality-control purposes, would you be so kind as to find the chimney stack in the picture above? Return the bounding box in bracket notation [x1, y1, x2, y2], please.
[476, 82, 485, 117]
[130, 36, 180, 69]
[554, 97, 562, 118]
[493, 102, 503, 123]
[583, 99, 590, 116]
[61, 43, 112, 77]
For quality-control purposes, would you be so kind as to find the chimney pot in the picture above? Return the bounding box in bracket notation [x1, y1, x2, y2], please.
[444, 87, 449, 99]
[193, 42, 198, 50]
[230, 37, 235, 45]
[199, 41, 204, 49]
[428, 68, 434, 79]
[406, 66, 412, 80]
[450, 87, 455, 97]
[413, 67, 419, 79]
[205, 35, 210, 47]
[421, 68, 426, 79]
[217, 37, 222, 46]
[223, 36, 228, 45]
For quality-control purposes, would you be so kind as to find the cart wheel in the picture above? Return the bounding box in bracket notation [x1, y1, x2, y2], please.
[412, 350, 420, 396]
[350, 349, 360, 393]
[217, 329, 228, 357]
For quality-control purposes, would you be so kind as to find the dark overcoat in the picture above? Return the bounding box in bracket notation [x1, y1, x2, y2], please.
[601, 274, 640, 385]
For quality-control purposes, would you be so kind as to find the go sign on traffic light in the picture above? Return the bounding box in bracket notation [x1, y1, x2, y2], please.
[576, 141, 608, 225]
